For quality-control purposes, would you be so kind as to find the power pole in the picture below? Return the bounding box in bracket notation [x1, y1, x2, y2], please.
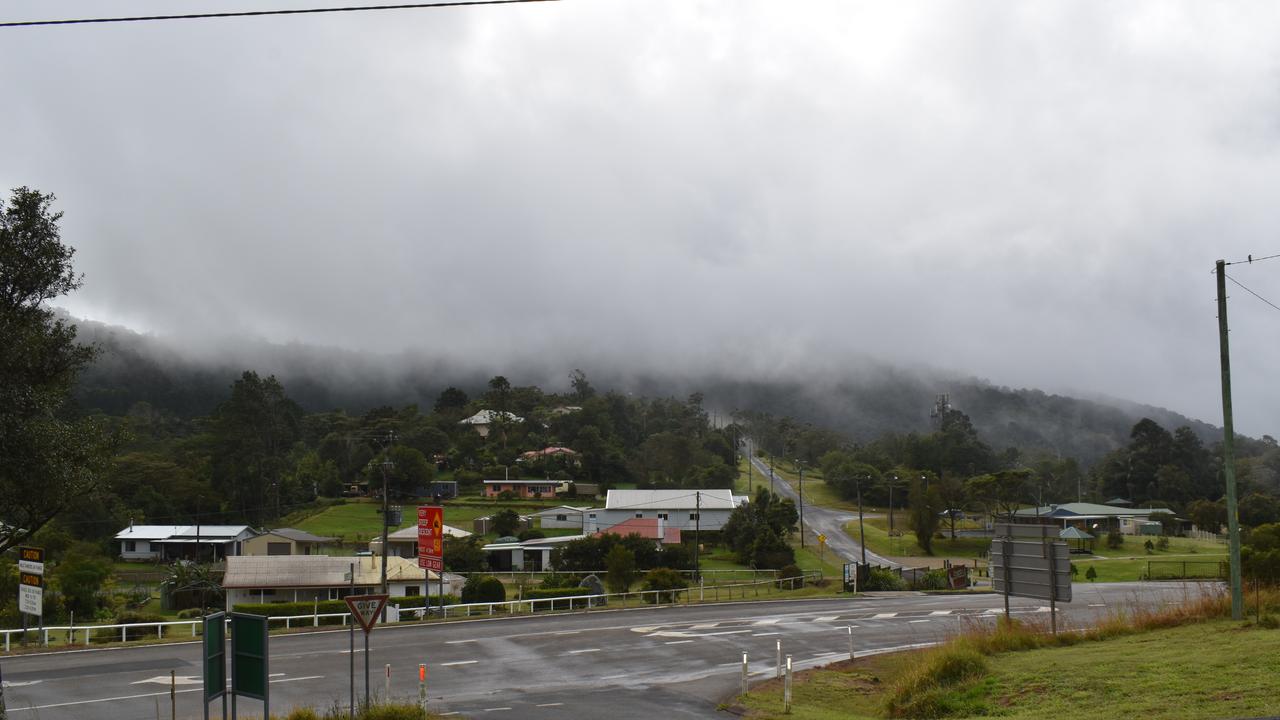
[797, 460, 805, 548]
[694, 491, 701, 582]
[1216, 259, 1244, 620]
[379, 431, 396, 620]
[888, 475, 897, 535]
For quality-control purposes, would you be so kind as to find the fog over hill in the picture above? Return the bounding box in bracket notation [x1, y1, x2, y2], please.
[70, 318, 1222, 467]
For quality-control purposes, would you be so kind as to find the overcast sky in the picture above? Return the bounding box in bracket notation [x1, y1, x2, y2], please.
[4, 1, 1280, 434]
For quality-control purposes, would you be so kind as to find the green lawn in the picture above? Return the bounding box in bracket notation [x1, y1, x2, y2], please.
[294, 500, 559, 541]
[767, 460, 857, 511]
[847, 514, 992, 561]
[739, 619, 1280, 719]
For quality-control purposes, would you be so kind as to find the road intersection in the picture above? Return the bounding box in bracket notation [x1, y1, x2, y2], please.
[1, 582, 1208, 719]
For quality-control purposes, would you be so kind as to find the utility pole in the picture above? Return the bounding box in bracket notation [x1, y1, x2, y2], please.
[856, 476, 867, 566]
[769, 455, 775, 493]
[796, 460, 806, 548]
[888, 475, 897, 535]
[1216, 259, 1244, 620]
[379, 431, 396, 620]
[694, 491, 701, 582]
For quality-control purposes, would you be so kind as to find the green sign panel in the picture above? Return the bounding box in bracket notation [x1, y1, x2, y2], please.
[203, 612, 226, 701]
[230, 613, 269, 701]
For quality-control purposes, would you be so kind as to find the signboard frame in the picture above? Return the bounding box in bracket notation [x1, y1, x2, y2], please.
[17, 547, 44, 575]
[230, 611, 269, 719]
[417, 505, 444, 572]
[989, 538, 1072, 603]
[18, 573, 42, 616]
[203, 612, 227, 705]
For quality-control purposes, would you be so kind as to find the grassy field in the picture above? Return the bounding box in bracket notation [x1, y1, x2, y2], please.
[739, 613, 1280, 719]
[765, 460, 858, 511]
[847, 514, 992, 562]
[293, 500, 564, 542]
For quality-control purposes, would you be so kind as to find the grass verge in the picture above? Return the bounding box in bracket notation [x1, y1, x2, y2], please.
[739, 586, 1280, 719]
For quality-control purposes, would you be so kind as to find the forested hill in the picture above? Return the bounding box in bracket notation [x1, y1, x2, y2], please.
[68, 318, 1221, 467]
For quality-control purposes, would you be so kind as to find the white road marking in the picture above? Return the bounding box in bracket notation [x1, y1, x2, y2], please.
[7, 688, 203, 711]
[1089, 603, 1106, 607]
[131, 675, 200, 686]
[483, 707, 512, 712]
[753, 618, 780, 625]
[272, 675, 323, 684]
[1, 681, 41, 688]
[568, 648, 601, 654]
[440, 660, 478, 667]
[873, 612, 897, 619]
[813, 616, 838, 622]
[554, 631, 581, 635]
[445, 639, 478, 644]
[664, 640, 694, 645]
[630, 626, 659, 633]
[599, 674, 629, 680]
[929, 610, 952, 616]
[536, 702, 565, 707]
[1038, 607, 1052, 612]
[690, 623, 719, 629]
[908, 620, 930, 624]
[752, 632, 780, 637]
[269, 673, 286, 677]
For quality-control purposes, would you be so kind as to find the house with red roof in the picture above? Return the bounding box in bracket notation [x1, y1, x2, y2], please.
[594, 517, 682, 545]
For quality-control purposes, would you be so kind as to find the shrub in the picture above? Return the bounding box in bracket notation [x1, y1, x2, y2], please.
[115, 611, 166, 640]
[775, 564, 803, 589]
[1156, 536, 1170, 551]
[861, 567, 906, 591]
[460, 575, 505, 604]
[641, 568, 688, 603]
[909, 569, 949, 591]
[1106, 530, 1124, 549]
[1085, 565, 1097, 581]
[176, 608, 204, 619]
[524, 587, 591, 610]
[1144, 539, 1155, 554]
[538, 572, 583, 589]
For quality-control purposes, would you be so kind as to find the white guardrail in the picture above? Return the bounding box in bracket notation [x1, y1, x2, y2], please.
[0, 571, 822, 653]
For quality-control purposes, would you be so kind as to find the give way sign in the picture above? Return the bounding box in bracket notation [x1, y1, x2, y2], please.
[344, 595, 389, 634]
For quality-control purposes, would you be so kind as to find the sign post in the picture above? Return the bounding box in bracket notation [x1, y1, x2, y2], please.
[418, 506, 444, 617]
[17, 547, 43, 644]
[229, 613, 269, 719]
[202, 612, 227, 720]
[345, 594, 389, 710]
[990, 524, 1071, 633]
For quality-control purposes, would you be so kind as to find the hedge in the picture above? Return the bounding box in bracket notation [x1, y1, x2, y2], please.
[231, 595, 457, 622]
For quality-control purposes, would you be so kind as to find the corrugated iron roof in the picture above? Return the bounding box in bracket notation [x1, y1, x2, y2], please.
[222, 555, 437, 589]
[604, 489, 739, 510]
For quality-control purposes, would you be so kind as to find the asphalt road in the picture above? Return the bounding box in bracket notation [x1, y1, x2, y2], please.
[0, 582, 1209, 719]
[747, 455, 896, 568]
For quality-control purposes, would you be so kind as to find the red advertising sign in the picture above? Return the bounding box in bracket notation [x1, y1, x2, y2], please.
[417, 505, 444, 572]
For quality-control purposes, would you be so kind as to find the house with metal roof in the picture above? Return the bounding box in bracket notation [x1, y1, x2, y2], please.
[369, 523, 473, 559]
[482, 534, 587, 572]
[241, 528, 337, 556]
[221, 554, 453, 608]
[458, 410, 524, 438]
[582, 489, 747, 535]
[114, 524, 256, 561]
[1010, 502, 1181, 534]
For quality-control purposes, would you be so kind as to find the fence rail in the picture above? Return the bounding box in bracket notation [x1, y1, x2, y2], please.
[1146, 560, 1228, 580]
[0, 571, 823, 653]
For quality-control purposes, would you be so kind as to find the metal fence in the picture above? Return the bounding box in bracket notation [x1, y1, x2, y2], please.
[0, 571, 822, 653]
[1146, 560, 1228, 580]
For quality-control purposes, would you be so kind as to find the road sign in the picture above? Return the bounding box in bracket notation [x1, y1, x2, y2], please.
[345, 594, 390, 634]
[203, 612, 226, 703]
[417, 505, 444, 572]
[990, 538, 1072, 603]
[231, 612, 269, 716]
[817, 534, 827, 545]
[18, 547, 44, 575]
[18, 573, 42, 616]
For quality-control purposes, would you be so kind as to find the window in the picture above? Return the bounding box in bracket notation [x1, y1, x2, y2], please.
[589, 513, 596, 519]
[124, 540, 136, 552]
[635, 512, 643, 518]
[555, 514, 568, 522]
[267, 542, 291, 556]
[689, 513, 700, 520]
[404, 586, 420, 596]
[657, 513, 668, 520]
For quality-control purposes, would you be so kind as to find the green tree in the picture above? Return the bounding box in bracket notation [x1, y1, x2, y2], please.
[53, 543, 113, 619]
[492, 509, 521, 537]
[908, 479, 944, 554]
[0, 187, 119, 552]
[1187, 499, 1226, 535]
[432, 387, 469, 414]
[210, 371, 302, 522]
[605, 544, 636, 593]
[443, 536, 488, 573]
[966, 470, 1029, 523]
[375, 446, 435, 499]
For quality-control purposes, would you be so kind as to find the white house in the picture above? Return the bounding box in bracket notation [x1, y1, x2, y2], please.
[114, 524, 257, 561]
[530, 506, 593, 530]
[582, 489, 747, 535]
[482, 534, 587, 572]
[369, 524, 473, 559]
[221, 555, 453, 608]
[458, 410, 524, 438]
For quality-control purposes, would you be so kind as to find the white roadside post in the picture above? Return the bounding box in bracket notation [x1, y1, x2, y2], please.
[847, 626, 854, 660]
[419, 663, 427, 709]
[740, 652, 748, 695]
[775, 639, 782, 678]
[783, 655, 793, 714]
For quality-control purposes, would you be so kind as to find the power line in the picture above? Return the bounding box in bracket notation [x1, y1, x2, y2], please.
[1226, 274, 1280, 314]
[0, 0, 557, 29]
[1222, 252, 1280, 267]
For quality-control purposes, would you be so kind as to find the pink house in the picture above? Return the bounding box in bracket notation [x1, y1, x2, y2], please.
[483, 479, 559, 499]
